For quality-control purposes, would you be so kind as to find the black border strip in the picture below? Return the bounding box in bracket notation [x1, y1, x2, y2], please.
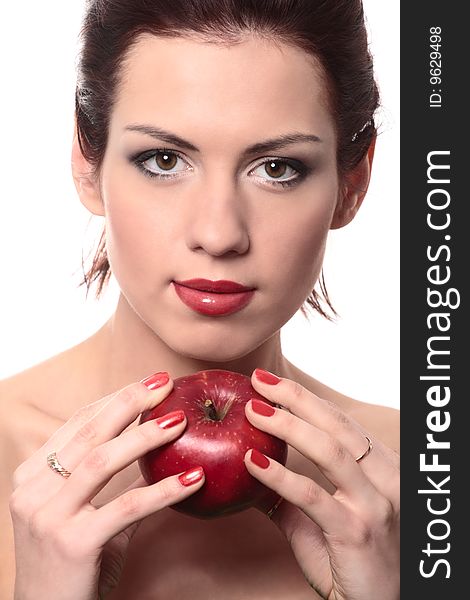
[401, 2, 466, 596]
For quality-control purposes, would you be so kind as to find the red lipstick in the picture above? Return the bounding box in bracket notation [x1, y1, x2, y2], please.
[173, 279, 255, 316]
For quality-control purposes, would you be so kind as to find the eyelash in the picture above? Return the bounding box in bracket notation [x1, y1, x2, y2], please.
[130, 149, 311, 189]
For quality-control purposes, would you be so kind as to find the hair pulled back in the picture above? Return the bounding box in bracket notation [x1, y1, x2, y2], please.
[76, 0, 379, 317]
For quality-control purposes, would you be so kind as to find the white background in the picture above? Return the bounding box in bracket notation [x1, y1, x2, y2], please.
[0, 1, 399, 409]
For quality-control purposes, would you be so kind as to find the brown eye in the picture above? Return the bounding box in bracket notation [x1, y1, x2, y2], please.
[136, 149, 191, 178]
[155, 152, 178, 170]
[249, 158, 304, 188]
[265, 161, 287, 178]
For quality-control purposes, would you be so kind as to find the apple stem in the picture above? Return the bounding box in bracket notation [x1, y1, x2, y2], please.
[204, 398, 219, 421]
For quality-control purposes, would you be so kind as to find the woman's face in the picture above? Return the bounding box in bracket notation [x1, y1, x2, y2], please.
[95, 35, 341, 361]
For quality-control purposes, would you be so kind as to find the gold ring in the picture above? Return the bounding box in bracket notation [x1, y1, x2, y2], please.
[266, 496, 283, 519]
[47, 451, 72, 478]
[355, 436, 373, 463]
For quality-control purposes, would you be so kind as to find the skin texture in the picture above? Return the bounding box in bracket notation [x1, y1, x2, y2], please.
[0, 35, 399, 600]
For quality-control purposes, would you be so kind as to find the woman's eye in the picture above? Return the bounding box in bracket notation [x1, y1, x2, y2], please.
[136, 150, 191, 178]
[250, 159, 303, 187]
[133, 151, 308, 187]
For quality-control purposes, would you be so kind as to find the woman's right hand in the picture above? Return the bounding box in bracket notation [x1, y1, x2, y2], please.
[9, 372, 205, 600]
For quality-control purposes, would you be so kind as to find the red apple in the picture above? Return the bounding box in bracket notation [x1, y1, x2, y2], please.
[138, 369, 287, 518]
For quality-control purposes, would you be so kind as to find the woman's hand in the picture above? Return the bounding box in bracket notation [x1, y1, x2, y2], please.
[244, 369, 400, 600]
[9, 373, 205, 600]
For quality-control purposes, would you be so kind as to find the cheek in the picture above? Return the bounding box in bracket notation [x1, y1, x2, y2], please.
[101, 174, 168, 285]
[261, 192, 336, 301]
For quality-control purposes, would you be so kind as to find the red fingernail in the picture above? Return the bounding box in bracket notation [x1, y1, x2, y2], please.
[254, 368, 281, 385]
[250, 448, 270, 469]
[141, 371, 169, 390]
[178, 466, 204, 487]
[251, 398, 276, 417]
[155, 410, 185, 429]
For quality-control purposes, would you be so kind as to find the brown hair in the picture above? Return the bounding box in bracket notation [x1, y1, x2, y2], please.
[76, 0, 379, 318]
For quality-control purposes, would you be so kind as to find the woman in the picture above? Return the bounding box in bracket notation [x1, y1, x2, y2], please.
[1, 1, 400, 598]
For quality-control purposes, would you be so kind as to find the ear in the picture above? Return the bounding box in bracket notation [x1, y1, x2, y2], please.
[71, 127, 105, 216]
[330, 137, 376, 229]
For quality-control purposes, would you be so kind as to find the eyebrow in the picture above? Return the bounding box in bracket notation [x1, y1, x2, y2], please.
[124, 124, 322, 158]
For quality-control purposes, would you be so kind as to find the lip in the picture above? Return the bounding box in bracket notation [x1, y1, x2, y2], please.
[174, 279, 254, 293]
[172, 279, 256, 316]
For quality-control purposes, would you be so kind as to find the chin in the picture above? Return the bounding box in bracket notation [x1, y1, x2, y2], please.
[164, 322, 270, 364]
[173, 337, 259, 364]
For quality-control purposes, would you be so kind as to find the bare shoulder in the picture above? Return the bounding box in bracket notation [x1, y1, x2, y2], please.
[0, 330, 107, 425]
[0, 353, 74, 465]
[0, 359, 67, 472]
[0, 352, 71, 421]
[0, 344, 80, 409]
[0, 340, 98, 471]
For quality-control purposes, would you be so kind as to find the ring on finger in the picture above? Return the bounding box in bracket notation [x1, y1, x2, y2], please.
[355, 436, 373, 463]
[47, 451, 72, 478]
[266, 496, 284, 519]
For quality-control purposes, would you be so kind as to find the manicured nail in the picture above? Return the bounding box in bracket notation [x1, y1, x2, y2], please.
[254, 368, 281, 385]
[250, 448, 270, 469]
[251, 398, 276, 417]
[155, 410, 185, 429]
[141, 371, 170, 390]
[178, 466, 205, 487]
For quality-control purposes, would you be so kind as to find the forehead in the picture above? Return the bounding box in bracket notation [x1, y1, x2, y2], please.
[112, 34, 335, 145]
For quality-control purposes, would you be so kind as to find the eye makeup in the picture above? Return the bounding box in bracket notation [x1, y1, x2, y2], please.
[248, 157, 313, 189]
[128, 147, 315, 189]
[129, 148, 193, 180]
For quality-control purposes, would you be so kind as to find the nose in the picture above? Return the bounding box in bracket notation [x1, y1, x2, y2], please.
[185, 176, 250, 257]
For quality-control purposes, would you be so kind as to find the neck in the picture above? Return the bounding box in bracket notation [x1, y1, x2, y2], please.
[91, 293, 291, 395]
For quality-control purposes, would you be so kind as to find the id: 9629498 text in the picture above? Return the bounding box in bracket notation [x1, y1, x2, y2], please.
[429, 26, 442, 108]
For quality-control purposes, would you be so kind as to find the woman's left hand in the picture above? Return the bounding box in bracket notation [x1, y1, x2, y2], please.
[243, 369, 400, 600]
